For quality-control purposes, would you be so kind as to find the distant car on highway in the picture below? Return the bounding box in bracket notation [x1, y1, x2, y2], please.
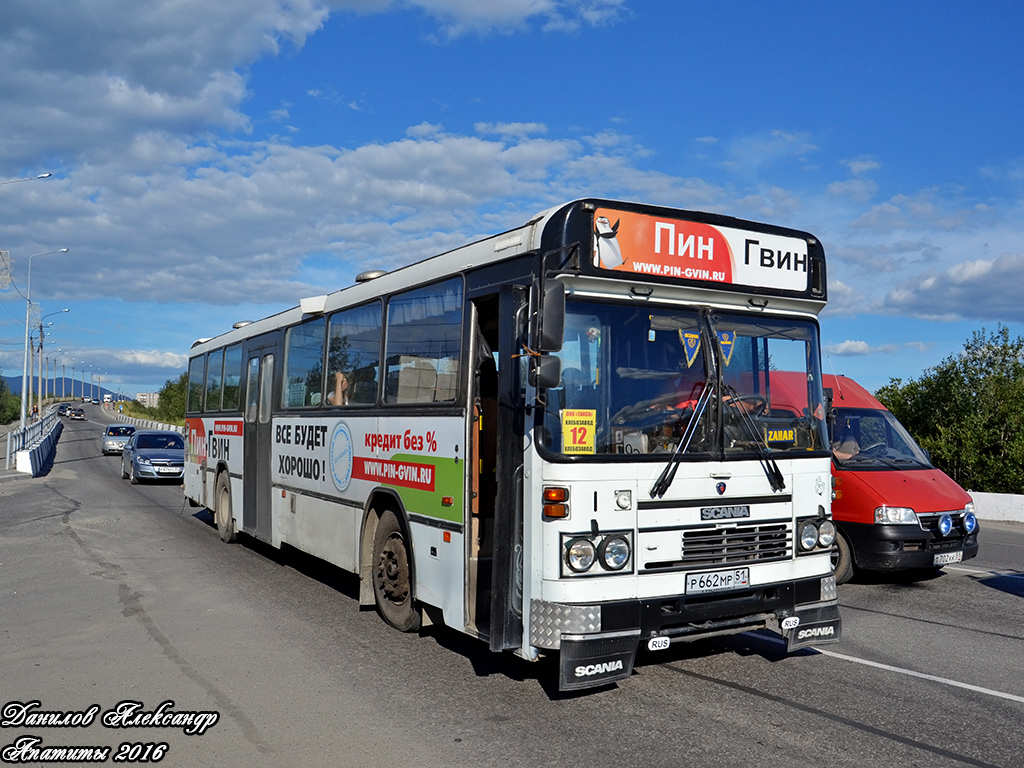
[57, 404, 70, 416]
[101, 424, 136, 455]
[69, 408, 86, 420]
[121, 430, 186, 484]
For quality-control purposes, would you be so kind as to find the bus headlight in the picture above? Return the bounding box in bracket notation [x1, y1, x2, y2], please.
[566, 538, 596, 573]
[599, 536, 631, 571]
[874, 506, 917, 525]
[817, 520, 837, 548]
[798, 521, 819, 551]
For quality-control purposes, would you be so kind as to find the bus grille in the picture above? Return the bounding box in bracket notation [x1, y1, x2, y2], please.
[644, 522, 792, 572]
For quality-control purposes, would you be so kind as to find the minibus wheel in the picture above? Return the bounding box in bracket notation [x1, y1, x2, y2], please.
[372, 509, 421, 632]
[832, 532, 854, 584]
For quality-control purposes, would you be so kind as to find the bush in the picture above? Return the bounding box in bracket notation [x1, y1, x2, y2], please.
[875, 325, 1024, 493]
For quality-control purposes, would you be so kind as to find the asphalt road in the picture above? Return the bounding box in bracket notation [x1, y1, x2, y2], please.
[2, 403, 1022, 767]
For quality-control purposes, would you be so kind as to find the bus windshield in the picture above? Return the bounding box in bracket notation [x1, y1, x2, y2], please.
[539, 300, 828, 458]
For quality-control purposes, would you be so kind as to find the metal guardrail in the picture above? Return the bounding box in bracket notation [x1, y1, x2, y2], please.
[5, 408, 60, 470]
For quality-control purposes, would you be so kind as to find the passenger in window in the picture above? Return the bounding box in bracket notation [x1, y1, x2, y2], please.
[327, 371, 350, 406]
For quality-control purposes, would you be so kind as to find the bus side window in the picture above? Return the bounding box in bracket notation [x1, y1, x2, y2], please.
[384, 278, 463, 405]
[327, 302, 382, 406]
[282, 317, 326, 408]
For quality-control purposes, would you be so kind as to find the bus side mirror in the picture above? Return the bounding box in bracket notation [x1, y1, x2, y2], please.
[530, 278, 565, 353]
[529, 355, 562, 390]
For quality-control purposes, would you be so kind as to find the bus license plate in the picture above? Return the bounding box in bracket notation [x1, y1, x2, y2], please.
[933, 551, 962, 566]
[686, 567, 749, 595]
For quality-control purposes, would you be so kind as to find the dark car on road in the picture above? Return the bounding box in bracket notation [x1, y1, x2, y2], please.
[121, 430, 186, 484]
[69, 408, 86, 420]
[101, 424, 137, 455]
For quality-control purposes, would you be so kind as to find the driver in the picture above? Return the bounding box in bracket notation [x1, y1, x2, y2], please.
[831, 420, 860, 460]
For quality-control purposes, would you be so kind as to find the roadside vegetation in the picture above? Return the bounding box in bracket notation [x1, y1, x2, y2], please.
[0, 372, 20, 424]
[876, 324, 1024, 494]
[120, 372, 187, 427]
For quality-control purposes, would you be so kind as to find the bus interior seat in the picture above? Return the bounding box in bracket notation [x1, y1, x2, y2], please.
[397, 357, 437, 402]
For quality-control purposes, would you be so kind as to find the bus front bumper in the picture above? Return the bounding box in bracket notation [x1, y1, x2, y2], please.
[534, 575, 842, 691]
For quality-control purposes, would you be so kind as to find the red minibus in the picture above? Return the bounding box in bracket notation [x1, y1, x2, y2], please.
[771, 373, 978, 583]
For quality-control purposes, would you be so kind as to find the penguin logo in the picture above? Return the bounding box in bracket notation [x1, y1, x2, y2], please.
[593, 216, 623, 269]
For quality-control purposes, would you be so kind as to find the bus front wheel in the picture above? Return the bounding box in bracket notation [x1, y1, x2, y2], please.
[372, 510, 421, 632]
[215, 473, 237, 543]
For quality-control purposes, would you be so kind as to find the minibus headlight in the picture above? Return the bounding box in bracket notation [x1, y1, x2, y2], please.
[798, 521, 819, 551]
[566, 538, 596, 573]
[599, 536, 631, 571]
[874, 506, 917, 525]
[938, 514, 953, 537]
[963, 509, 978, 534]
[817, 520, 837, 548]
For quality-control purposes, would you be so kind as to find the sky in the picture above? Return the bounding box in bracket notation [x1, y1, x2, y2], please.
[1, 0, 1023, 397]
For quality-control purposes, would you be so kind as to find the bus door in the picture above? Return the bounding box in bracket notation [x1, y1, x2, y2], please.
[470, 284, 527, 651]
[243, 336, 277, 542]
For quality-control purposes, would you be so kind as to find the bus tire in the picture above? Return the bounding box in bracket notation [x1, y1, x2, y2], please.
[371, 509, 421, 632]
[215, 473, 237, 543]
[832, 532, 854, 585]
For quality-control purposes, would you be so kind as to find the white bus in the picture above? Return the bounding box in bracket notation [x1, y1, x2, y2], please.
[184, 198, 841, 690]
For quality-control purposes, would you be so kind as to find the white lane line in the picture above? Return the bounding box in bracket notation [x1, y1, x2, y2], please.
[753, 634, 1024, 704]
[945, 564, 1024, 577]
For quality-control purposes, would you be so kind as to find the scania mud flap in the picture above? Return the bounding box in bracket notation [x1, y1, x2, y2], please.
[784, 604, 842, 651]
[558, 635, 638, 691]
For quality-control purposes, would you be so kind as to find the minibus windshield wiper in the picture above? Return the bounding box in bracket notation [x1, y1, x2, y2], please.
[650, 382, 715, 499]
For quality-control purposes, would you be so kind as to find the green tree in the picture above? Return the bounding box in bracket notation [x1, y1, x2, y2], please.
[0, 371, 20, 424]
[876, 325, 1024, 493]
[155, 371, 188, 425]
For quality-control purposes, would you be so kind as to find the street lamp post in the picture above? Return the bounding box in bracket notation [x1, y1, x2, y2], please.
[37, 310, 68, 409]
[0, 172, 52, 187]
[20, 249, 70, 427]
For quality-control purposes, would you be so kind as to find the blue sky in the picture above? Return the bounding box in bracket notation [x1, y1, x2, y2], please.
[1, 0, 1023, 396]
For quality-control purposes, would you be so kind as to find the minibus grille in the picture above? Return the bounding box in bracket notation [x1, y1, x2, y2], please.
[644, 522, 792, 571]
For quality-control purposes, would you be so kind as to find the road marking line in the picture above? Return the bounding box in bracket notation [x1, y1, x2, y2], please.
[752, 634, 1024, 704]
[945, 565, 1024, 577]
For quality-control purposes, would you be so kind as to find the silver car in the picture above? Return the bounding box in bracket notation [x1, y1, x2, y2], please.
[121, 430, 186, 484]
[101, 424, 136, 455]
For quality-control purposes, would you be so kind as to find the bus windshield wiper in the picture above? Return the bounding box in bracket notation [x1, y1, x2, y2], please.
[650, 383, 715, 499]
[725, 385, 786, 493]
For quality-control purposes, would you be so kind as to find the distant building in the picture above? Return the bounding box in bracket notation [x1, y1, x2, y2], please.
[136, 392, 160, 408]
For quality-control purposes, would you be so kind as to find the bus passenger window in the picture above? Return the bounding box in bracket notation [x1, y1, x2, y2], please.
[384, 278, 463, 405]
[282, 317, 326, 408]
[327, 302, 382, 406]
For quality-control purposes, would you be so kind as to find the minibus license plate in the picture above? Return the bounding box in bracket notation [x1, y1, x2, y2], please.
[686, 567, 749, 595]
[933, 551, 962, 566]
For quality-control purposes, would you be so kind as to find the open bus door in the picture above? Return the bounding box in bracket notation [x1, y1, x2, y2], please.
[468, 285, 527, 651]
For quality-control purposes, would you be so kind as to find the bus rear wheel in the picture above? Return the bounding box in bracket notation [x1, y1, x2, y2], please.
[372, 510, 421, 632]
[215, 473, 237, 543]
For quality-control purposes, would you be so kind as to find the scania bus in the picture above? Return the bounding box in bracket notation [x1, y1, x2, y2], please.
[183, 198, 841, 691]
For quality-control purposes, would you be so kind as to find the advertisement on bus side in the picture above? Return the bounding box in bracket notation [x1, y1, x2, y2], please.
[270, 416, 465, 524]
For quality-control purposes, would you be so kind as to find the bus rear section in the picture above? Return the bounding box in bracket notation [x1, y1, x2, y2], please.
[822, 374, 978, 583]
